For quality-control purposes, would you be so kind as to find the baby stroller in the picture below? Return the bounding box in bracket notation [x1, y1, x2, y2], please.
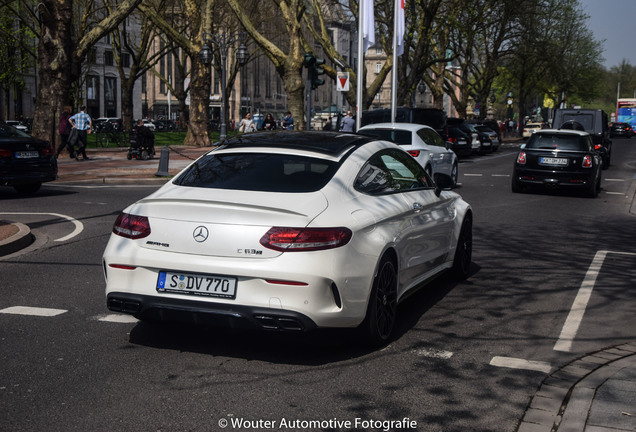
[127, 126, 156, 160]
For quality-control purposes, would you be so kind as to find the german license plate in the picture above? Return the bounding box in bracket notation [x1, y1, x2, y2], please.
[539, 157, 568, 166]
[15, 151, 39, 159]
[157, 271, 237, 299]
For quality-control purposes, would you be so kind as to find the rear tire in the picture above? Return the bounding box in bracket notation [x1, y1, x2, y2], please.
[451, 214, 473, 280]
[361, 256, 398, 347]
[511, 177, 523, 193]
[450, 162, 458, 188]
[586, 172, 601, 198]
[14, 182, 41, 194]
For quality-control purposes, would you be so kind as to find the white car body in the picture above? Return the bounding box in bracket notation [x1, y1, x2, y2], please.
[522, 122, 542, 138]
[103, 132, 472, 344]
[142, 119, 156, 131]
[357, 123, 459, 186]
[5, 121, 28, 132]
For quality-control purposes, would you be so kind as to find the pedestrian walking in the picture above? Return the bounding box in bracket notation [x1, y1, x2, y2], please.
[238, 113, 256, 133]
[282, 111, 294, 130]
[340, 110, 355, 132]
[56, 106, 74, 158]
[68, 105, 92, 160]
[262, 113, 277, 130]
[323, 116, 333, 131]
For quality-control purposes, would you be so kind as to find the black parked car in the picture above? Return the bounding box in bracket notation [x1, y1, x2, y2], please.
[512, 129, 602, 198]
[446, 127, 473, 158]
[610, 122, 633, 138]
[361, 107, 447, 137]
[0, 121, 57, 194]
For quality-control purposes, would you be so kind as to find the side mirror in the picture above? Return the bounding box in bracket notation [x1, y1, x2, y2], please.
[433, 173, 453, 196]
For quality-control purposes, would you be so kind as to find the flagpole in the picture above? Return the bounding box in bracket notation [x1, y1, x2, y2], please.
[356, 0, 365, 132]
[390, 0, 399, 123]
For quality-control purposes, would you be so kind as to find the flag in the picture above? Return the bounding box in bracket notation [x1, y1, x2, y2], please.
[362, 0, 375, 52]
[396, 0, 405, 56]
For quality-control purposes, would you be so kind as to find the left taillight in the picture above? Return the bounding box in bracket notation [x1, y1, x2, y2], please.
[112, 212, 151, 239]
[516, 151, 527, 165]
[260, 227, 352, 252]
[0, 149, 11, 157]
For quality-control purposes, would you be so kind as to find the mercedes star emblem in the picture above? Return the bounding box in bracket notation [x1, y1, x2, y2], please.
[193, 226, 209, 243]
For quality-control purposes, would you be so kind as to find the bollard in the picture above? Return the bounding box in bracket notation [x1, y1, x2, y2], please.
[154, 146, 170, 177]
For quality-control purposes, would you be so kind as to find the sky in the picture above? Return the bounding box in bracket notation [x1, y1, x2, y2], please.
[579, 0, 636, 68]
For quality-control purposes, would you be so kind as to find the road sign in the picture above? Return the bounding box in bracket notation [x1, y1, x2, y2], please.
[337, 72, 349, 92]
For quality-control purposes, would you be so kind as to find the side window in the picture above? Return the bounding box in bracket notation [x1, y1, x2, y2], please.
[419, 129, 444, 147]
[355, 150, 432, 195]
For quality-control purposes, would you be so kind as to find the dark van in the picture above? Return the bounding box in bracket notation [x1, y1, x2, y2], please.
[361, 107, 447, 136]
[552, 108, 612, 169]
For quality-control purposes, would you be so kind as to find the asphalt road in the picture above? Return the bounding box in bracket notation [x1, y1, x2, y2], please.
[1, 139, 635, 432]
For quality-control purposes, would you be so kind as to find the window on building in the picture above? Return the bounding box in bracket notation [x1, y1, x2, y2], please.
[88, 49, 97, 64]
[121, 53, 130, 68]
[104, 51, 114, 66]
[265, 64, 272, 98]
[254, 57, 260, 97]
[375, 62, 382, 74]
[86, 76, 99, 101]
[375, 47, 383, 54]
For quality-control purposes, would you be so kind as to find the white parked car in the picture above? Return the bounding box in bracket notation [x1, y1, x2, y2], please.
[522, 122, 542, 138]
[142, 119, 156, 131]
[5, 120, 28, 133]
[103, 131, 473, 346]
[357, 122, 459, 187]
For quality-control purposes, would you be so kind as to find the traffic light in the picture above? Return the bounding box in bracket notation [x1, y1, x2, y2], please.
[311, 57, 325, 89]
[303, 52, 326, 90]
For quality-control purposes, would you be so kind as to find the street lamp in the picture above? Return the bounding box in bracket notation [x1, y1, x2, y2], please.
[199, 31, 249, 140]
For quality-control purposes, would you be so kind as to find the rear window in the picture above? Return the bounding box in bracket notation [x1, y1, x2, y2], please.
[0, 123, 30, 139]
[173, 153, 338, 192]
[358, 129, 412, 145]
[562, 114, 594, 130]
[526, 134, 590, 151]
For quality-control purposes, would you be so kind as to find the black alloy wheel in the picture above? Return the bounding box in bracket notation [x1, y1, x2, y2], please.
[363, 256, 398, 347]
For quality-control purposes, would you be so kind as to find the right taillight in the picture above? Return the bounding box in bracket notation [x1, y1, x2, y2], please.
[516, 151, 527, 165]
[112, 212, 151, 239]
[448, 137, 458, 144]
[260, 227, 352, 252]
[582, 155, 593, 168]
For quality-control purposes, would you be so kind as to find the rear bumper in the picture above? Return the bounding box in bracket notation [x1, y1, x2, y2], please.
[107, 292, 317, 331]
[0, 159, 57, 186]
[513, 168, 595, 188]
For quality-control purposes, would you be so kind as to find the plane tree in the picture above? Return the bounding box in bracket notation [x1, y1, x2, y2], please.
[31, 0, 142, 143]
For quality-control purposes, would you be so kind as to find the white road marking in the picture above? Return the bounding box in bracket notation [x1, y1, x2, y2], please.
[415, 348, 454, 359]
[605, 192, 625, 195]
[491, 174, 510, 177]
[0, 212, 84, 242]
[0, 306, 67, 317]
[464, 174, 483, 177]
[554, 250, 636, 352]
[603, 179, 625, 182]
[490, 356, 552, 373]
[98, 314, 138, 323]
[553, 250, 607, 352]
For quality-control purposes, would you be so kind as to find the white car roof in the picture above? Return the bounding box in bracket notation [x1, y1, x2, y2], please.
[358, 122, 435, 132]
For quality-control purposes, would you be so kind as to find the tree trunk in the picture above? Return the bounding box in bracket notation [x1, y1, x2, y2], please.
[184, 58, 212, 146]
[32, 0, 74, 145]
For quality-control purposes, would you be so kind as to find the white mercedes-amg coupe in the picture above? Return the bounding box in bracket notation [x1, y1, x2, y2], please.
[103, 131, 473, 346]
